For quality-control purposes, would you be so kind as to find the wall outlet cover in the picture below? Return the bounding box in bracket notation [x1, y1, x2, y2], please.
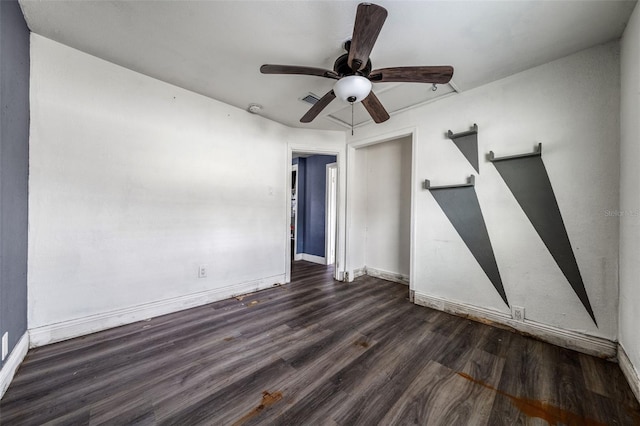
[198, 265, 207, 279]
[512, 306, 525, 322]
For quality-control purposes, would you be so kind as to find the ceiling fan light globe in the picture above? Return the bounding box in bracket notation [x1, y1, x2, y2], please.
[333, 75, 372, 103]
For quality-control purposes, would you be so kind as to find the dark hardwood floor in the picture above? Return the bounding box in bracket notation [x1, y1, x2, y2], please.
[1, 261, 639, 425]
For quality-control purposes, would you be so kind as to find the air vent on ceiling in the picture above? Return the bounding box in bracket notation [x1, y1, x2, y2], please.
[301, 93, 320, 105]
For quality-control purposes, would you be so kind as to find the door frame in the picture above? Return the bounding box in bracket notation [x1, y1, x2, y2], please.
[286, 147, 344, 283]
[291, 164, 300, 261]
[344, 127, 417, 296]
[325, 162, 338, 266]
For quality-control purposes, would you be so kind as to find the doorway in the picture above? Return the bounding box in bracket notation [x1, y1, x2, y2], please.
[289, 153, 338, 279]
[346, 132, 415, 291]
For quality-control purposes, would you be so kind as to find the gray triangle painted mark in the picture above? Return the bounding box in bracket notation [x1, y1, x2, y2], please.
[491, 155, 597, 326]
[429, 185, 509, 306]
[448, 124, 479, 173]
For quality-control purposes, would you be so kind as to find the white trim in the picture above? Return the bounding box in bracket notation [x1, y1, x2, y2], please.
[299, 253, 326, 265]
[344, 144, 357, 282]
[325, 162, 338, 266]
[365, 266, 409, 286]
[408, 130, 418, 297]
[618, 343, 640, 403]
[348, 126, 418, 149]
[294, 253, 303, 261]
[291, 163, 299, 261]
[0, 332, 29, 400]
[414, 292, 617, 359]
[29, 274, 285, 348]
[352, 267, 366, 279]
[285, 148, 293, 284]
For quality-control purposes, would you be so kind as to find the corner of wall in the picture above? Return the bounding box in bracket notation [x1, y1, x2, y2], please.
[0, 332, 29, 400]
[618, 343, 640, 403]
[618, 1, 640, 403]
[0, 0, 30, 375]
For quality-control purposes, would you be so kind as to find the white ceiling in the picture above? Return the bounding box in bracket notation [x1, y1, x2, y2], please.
[19, 0, 637, 131]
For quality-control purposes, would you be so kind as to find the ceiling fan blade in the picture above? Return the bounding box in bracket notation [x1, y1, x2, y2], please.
[361, 91, 390, 124]
[369, 66, 454, 84]
[260, 64, 339, 80]
[348, 3, 388, 72]
[300, 90, 336, 123]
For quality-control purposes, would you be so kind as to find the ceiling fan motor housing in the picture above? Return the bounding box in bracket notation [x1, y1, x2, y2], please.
[334, 52, 372, 77]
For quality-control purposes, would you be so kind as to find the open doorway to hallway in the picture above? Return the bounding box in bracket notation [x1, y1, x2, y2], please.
[290, 153, 338, 274]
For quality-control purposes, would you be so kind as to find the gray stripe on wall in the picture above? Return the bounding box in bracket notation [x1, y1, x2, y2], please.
[429, 186, 509, 307]
[0, 0, 30, 368]
[492, 155, 596, 325]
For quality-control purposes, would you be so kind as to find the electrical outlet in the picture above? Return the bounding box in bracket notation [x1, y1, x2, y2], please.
[198, 265, 207, 278]
[2, 332, 8, 361]
[512, 306, 525, 322]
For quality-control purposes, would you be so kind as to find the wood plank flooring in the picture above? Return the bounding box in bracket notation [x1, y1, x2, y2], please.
[1, 261, 639, 425]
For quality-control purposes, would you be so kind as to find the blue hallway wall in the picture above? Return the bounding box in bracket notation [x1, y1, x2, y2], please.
[293, 155, 336, 258]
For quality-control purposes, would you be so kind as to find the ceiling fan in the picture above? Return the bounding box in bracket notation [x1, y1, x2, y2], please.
[260, 2, 454, 125]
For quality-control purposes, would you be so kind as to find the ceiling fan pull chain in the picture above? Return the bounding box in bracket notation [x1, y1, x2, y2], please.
[351, 102, 354, 136]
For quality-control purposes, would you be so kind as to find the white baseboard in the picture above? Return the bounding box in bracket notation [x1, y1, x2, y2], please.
[29, 274, 285, 348]
[294, 253, 302, 261]
[349, 266, 409, 285]
[414, 292, 617, 359]
[352, 267, 366, 280]
[365, 267, 409, 286]
[0, 332, 29, 400]
[300, 253, 326, 265]
[618, 343, 640, 403]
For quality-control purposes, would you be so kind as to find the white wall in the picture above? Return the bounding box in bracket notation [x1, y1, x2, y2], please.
[619, 2, 640, 381]
[28, 35, 345, 341]
[348, 145, 368, 275]
[351, 137, 412, 279]
[365, 137, 412, 278]
[348, 42, 620, 340]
